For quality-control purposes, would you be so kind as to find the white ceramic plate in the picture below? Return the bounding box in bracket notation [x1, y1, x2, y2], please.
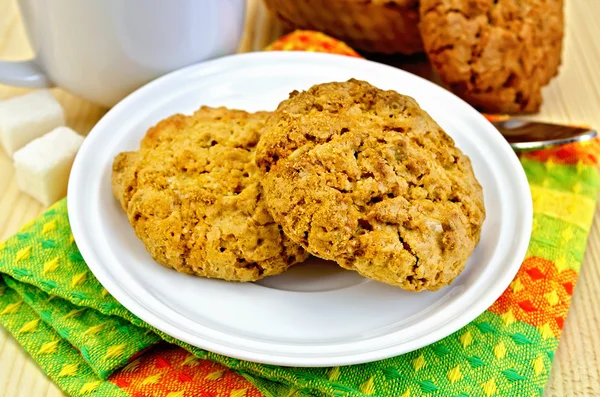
[68, 52, 532, 367]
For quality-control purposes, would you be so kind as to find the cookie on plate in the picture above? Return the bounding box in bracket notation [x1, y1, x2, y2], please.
[112, 106, 308, 282]
[256, 80, 485, 291]
[419, 0, 564, 114]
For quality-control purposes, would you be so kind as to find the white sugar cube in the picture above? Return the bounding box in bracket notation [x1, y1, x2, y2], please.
[13, 127, 84, 206]
[0, 90, 65, 155]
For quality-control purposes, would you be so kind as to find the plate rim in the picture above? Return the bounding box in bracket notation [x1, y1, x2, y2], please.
[68, 51, 533, 366]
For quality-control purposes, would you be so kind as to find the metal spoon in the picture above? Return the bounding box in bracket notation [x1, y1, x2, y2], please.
[491, 119, 598, 151]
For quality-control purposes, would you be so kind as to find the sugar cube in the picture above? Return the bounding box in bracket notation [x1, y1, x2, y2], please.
[0, 90, 65, 155]
[13, 127, 84, 206]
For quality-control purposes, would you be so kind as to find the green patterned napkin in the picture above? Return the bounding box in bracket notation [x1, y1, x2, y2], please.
[1, 138, 599, 397]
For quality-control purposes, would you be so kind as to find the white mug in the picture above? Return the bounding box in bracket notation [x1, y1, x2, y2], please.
[0, 0, 246, 107]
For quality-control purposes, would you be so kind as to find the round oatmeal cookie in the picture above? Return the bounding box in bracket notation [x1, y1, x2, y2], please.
[419, 0, 564, 114]
[256, 80, 485, 291]
[112, 106, 308, 282]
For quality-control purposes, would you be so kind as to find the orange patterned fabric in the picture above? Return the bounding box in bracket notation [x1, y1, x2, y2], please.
[524, 136, 600, 165]
[487, 257, 578, 338]
[265, 30, 361, 58]
[109, 344, 263, 397]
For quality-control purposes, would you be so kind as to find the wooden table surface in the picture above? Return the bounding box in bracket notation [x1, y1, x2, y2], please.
[1, 0, 599, 396]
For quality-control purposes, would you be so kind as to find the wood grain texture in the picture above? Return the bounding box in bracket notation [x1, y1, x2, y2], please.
[0, 0, 598, 395]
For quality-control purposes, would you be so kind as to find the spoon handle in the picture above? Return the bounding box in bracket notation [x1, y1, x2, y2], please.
[491, 119, 598, 151]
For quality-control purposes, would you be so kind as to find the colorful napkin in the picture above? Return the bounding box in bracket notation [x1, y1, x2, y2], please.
[1, 31, 599, 397]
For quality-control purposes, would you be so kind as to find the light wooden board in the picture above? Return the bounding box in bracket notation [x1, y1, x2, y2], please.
[0, 0, 599, 395]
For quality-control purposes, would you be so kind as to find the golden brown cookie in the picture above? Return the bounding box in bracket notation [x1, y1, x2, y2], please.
[112, 106, 308, 282]
[256, 80, 485, 291]
[419, 0, 564, 114]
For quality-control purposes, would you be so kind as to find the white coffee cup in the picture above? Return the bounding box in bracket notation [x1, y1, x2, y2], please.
[0, 0, 246, 107]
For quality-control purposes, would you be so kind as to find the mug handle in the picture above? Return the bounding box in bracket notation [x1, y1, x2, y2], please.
[0, 60, 52, 88]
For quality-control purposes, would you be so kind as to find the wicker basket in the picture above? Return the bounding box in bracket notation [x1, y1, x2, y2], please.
[263, 0, 423, 55]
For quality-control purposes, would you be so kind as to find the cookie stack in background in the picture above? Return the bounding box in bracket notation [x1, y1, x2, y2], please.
[112, 80, 485, 292]
[263, 0, 565, 114]
[262, 0, 423, 55]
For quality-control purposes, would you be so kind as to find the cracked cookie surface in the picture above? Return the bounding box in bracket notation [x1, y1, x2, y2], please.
[419, 0, 563, 114]
[112, 106, 308, 282]
[256, 80, 485, 291]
